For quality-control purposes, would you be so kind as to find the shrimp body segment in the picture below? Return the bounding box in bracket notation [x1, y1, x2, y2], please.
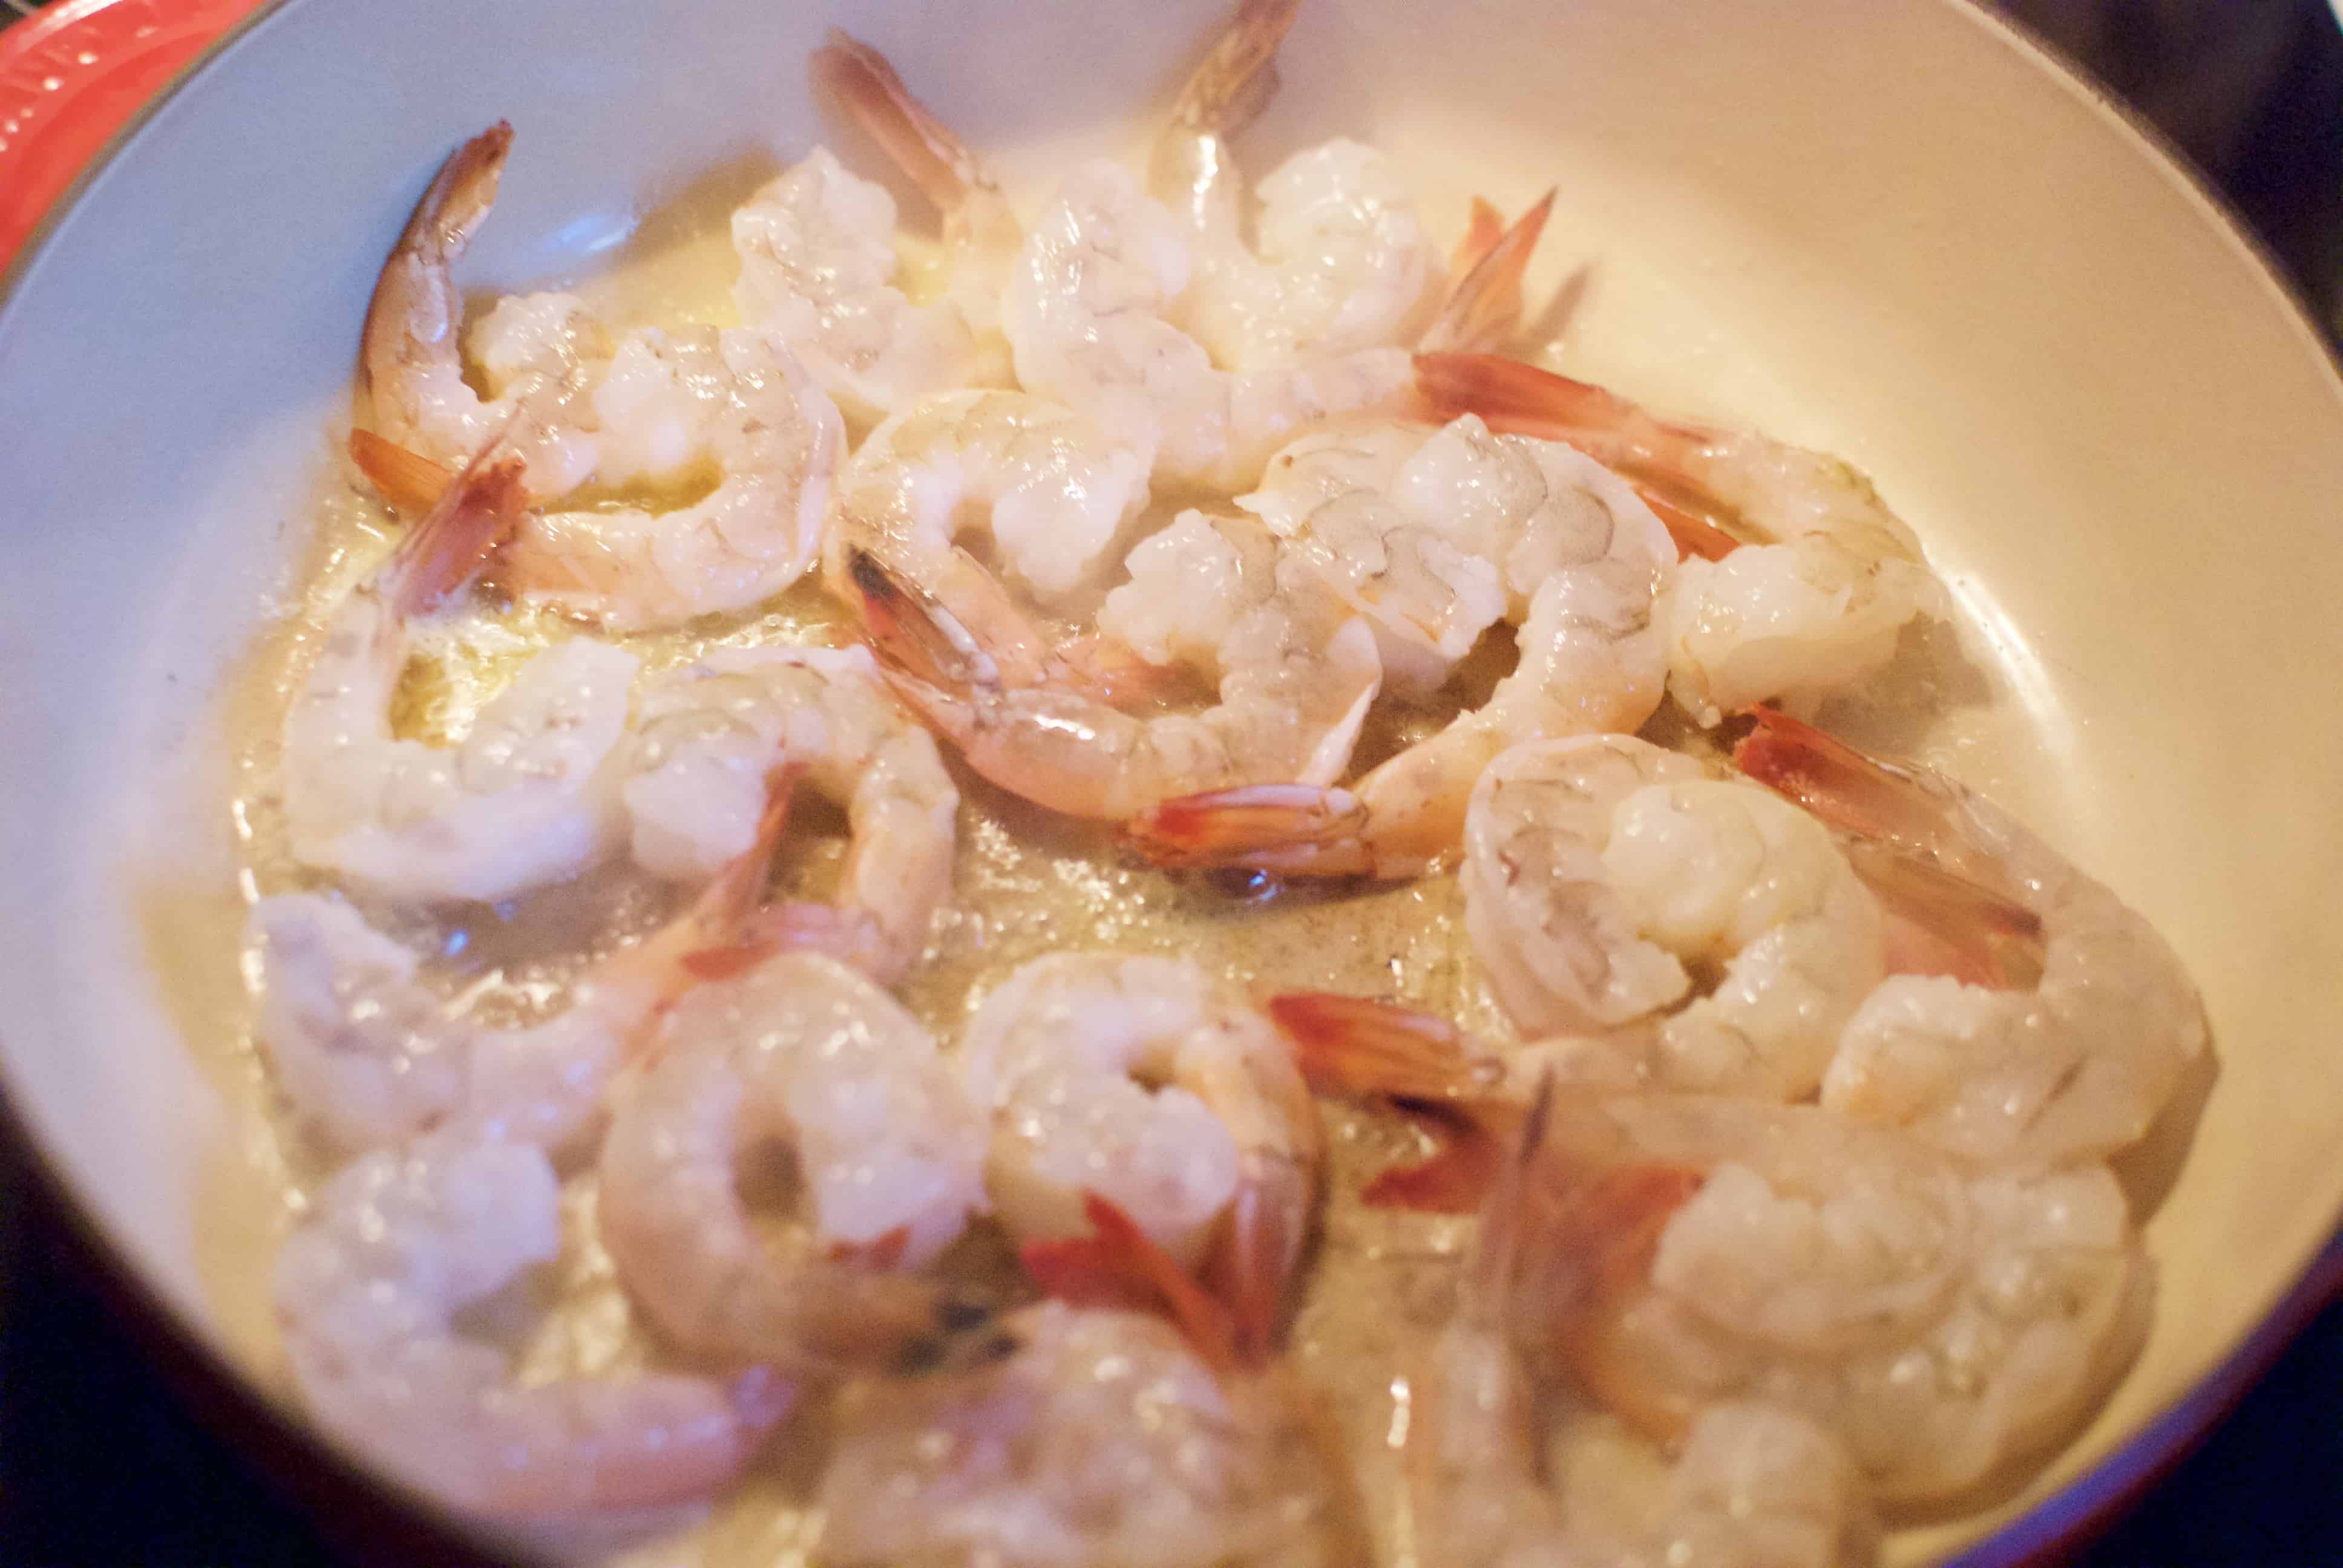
[275, 1135, 774, 1517]
[820, 1301, 1360, 1568]
[597, 952, 988, 1373]
[249, 789, 790, 1156]
[1738, 708, 2209, 1166]
[958, 953, 1323, 1351]
[1418, 352, 1950, 725]
[500, 325, 845, 630]
[859, 509, 1381, 822]
[1462, 736, 1886, 1100]
[361, 123, 608, 500]
[282, 452, 640, 906]
[621, 645, 956, 983]
[1128, 428, 1673, 878]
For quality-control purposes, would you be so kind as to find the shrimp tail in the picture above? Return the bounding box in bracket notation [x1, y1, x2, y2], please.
[742, 902, 897, 981]
[647, 770, 805, 988]
[349, 428, 455, 515]
[1451, 197, 1510, 277]
[1204, 1157, 1313, 1365]
[1267, 992, 1490, 1102]
[1124, 785, 1372, 875]
[812, 30, 991, 214]
[1021, 1192, 1244, 1376]
[1417, 188, 1555, 354]
[1362, 1109, 1513, 1213]
[848, 546, 1000, 692]
[359, 122, 512, 394]
[1167, 0, 1303, 137]
[374, 445, 529, 620]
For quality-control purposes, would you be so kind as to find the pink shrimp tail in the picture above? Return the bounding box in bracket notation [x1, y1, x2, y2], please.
[1168, 0, 1303, 136]
[1021, 1193, 1245, 1376]
[1735, 708, 2044, 987]
[1124, 784, 1368, 871]
[1418, 189, 1555, 354]
[811, 30, 986, 213]
[348, 428, 456, 515]
[375, 443, 529, 621]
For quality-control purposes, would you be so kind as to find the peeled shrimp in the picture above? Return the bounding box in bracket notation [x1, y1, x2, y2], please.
[1738, 708, 2209, 1166]
[620, 645, 955, 984]
[732, 34, 1019, 422]
[496, 324, 844, 630]
[361, 123, 608, 500]
[247, 794, 778, 1156]
[1458, 735, 1884, 1100]
[281, 448, 639, 905]
[597, 952, 988, 1374]
[1407, 1115, 1870, 1568]
[956, 952, 1323, 1353]
[1150, 0, 1444, 372]
[275, 1132, 779, 1517]
[1419, 352, 1950, 725]
[856, 508, 1380, 821]
[821, 1301, 1363, 1568]
[1128, 429, 1672, 877]
[1295, 1024, 2149, 1506]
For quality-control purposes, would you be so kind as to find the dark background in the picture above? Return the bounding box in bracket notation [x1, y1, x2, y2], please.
[4, 0, 2342, 1564]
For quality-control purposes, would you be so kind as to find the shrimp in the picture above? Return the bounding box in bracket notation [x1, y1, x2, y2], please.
[1296, 1023, 2149, 1505]
[1737, 707, 2210, 1166]
[1003, 161, 1545, 493]
[1406, 1096, 1870, 1568]
[955, 952, 1324, 1357]
[495, 324, 845, 630]
[274, 1132, 782, 1517]
[619, 645, 956, 984]
[281, 445, 640, 905]
[1457, 735, 1885, 1100]
[1127, 430, 1673, 878]
[1149, 0, 1445, 372]
[821, 1299, 1366, 1567]
[730, 34, 1020, 423]
[596, 951, 989, 1374]
[854, 509, 1381, 822]
[360, 123, 608, 499]
[247, 782, 788, 1157]
[1418, 351, 1951, 725]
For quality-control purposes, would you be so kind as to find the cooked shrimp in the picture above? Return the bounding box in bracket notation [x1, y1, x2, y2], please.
[620, 645, 955, 984]
[1004, 163, 1544, 493]
[731, 34, 1019, 423]
[1737, 707, 2209, 1166]
[1407, 1099, 1870, 1568]
[820, 1300, 1365, 1568]
[596, 951, 988, 1374]
[855, 509, 1381, 821]
[1418, 351, 1950, 725]
[1150, 0, 1444, 371]
[1297, 1027, 2149, 1505]
[281, 447, 640, 905]
[957, 952, 1323, 1356]
[247, 785, 787, 1157]
[495, 324, 844, 630]
[1457, 735, 1884, 1100]
[1127, 437, 1671, 878]
[360, 123, 608, 499]
[275, 1132, 782, 1517]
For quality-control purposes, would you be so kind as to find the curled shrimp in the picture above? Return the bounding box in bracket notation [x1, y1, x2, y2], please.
[856, 508, 1381, 822]
[1418, 351, 1951, 725]
[1150, 0, 1446, 371]
[956, 952, 1324, 1357]
[1295, 1018, 2150, 1505]
[620, 645, 956, 984]
[1457, 735, 1885, 1100]
[1406, 1092, 1870, 1568]
[731, 33, 1020, 423]
[596, 951, 989, 1374]
[281, 446, 640, 905]
[275, 1132, 783, 1517]
[1126, 430, 1673, 878]
[1738, 707, 2210, 1166]
[247, 783, 787, 1157]
[496, 324, 845, 630]
[360, 123, 608, 500]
